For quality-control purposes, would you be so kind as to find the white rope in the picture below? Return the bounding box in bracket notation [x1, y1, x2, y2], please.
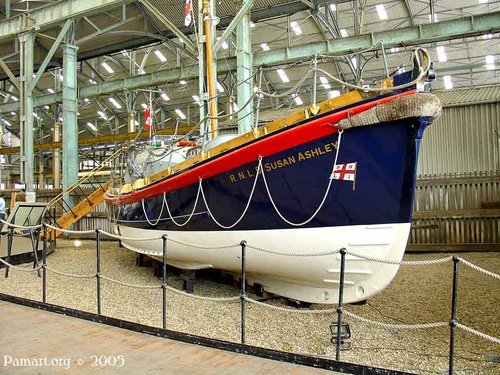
[343, 310, 448, 330]
[200, 159, 262, 229]
[0, 257, 43, 272]
[166, 285, 240, 302]
[163, 183, 202, 227]
[260, 130, 343, 227]
[98, 230, 163, 241]
[456, 323, 500, 344]
[45, 223, 96, 235]
[100, 275, 162, 289]
[346, 250, 453, 266]
[166, 236, 240, 250]
[45, 265, 95, 279]
[246, 244, 341, 257]
[142, 195, 166, 226]
[458, 258, 500, 280]
[0, 219, 43, 230]
[245, 297, 337, 314]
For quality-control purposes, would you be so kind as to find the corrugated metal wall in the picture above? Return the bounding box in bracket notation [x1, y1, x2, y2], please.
[409, 88, 500, 251]
[417, 102, 500, 176]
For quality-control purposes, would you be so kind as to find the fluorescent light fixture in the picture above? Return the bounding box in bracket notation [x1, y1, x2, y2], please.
[261, 43, 270, 51]
[121, 50, 129, 57]
[479, 0, 488, 3]
[2, 119, 11, 126]
[89, 79, 97, 84]
[290, 21, 302, 36]
[33, 113, 40, 119]
[390, 47, 400, 53]
[340, 29, 348, 37]
[222, 41, 229, 49]
[250, 21, 255, 28]
[443, 75, 453, 90]
[86, 122, 97, 131]
[276, 68, 289, 83]
[10, 112, 15, 115]
[161, 93, 170, 101]
[44, 105, 49, 110]
[11, 96, 18, 101]
[193, 95, 200, 103]
[175, 109, 186, 120]
[154, 50, 167, 62]
[329, 4, 336, 11]
[375, 4, 388, 20]
[57, 74, 64, 82]
[97, 110, 107, 119]
[101, 62, 114, 74]
[293, 95, 303, 105]
[47, 88, 55, 94]
[216, 81, 225, 93]
[483, 33, 493, 40]
[436, 46, 447, 62]
[84, 98, 90, 103]
[485, 55, 495, 70]
[108, 97, 122, 109]
[141, 103, 147, 109]
[180, 79, 187, 85]
[138, 68, 145, 74]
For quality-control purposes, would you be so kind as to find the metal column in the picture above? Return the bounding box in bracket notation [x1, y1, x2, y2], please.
[236, 0, 254, 134]
[19, 30, 35, 192]
[62, 33, 79, 204]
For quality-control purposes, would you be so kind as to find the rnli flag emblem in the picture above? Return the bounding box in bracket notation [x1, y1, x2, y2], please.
[331, 162, 357, 182]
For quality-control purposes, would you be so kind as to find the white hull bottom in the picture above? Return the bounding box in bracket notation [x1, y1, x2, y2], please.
[117, 223, 410, 304]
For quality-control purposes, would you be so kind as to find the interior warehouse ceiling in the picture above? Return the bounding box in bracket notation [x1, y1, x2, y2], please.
[0, 0, 499, 144]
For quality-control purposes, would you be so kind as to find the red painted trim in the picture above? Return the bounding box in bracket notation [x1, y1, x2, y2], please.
[106, 90, 416, 205]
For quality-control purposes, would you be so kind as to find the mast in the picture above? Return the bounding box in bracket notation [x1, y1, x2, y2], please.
[203, 0, 218, 139]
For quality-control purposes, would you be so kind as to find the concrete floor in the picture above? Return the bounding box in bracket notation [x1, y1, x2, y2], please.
[0, 301, 341, 375]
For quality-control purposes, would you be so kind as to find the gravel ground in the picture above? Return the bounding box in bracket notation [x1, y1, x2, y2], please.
[0, 240, 498, 374]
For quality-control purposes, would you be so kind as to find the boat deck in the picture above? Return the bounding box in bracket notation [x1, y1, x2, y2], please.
[0, 301, 340, 375]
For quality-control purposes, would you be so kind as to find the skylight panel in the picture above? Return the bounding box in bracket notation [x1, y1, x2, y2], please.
[375, 4, 388, 20]
[443, 75, 453, 90]
[276, 68, 290, 83]
[340, 29, 348, 37]
[175, 109, 186, 120]
[154, 50, 167, 63]
[290, 21, 302, 36]
[436, 46, 447, 62]
[485, 55, 495, 70]
[101, 62, 114, 74]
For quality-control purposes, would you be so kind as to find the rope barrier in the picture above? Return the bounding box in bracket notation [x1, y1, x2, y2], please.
[246, 244, 341, 257]
[100, 275, 162, 290]
[456, 323, 500, 345]
[345, 250, 453, 266]
[45, 224, 96, 235]
[245, 297, 338, 314]
[0, 219, 43, 230]
[165, 285, 240, 302]
[0, 257, 43, 272]
[343, 310, 448, 330]
[458, 258, 500, 280]
[45, 265, 95, 279]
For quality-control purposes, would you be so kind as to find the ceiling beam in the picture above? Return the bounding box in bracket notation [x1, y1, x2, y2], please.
[0, 0, 136, 42]
[1, 11, 499, 113]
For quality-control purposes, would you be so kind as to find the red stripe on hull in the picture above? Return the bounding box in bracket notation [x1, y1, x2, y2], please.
[106, 90, 416, 205]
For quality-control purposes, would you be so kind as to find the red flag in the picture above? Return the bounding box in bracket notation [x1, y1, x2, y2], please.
[331, 162, 357, 182]
[184, 0, 192, 27]
[144, 104, 152, 130]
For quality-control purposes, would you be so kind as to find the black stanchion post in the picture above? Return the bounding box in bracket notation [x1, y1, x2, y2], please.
[42, 224, 47, 303]
[96, 229, 102, 316]
[448, 256, 459, 375]
[336, 248, 347, 361]
[162, 234, 168, 330]
[240, 240, 247, 345]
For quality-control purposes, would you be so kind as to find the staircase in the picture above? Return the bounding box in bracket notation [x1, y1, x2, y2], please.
[47, 148, 124, 238]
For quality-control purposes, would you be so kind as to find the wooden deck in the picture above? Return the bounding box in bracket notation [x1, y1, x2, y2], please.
[0, 301, 340, 374]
